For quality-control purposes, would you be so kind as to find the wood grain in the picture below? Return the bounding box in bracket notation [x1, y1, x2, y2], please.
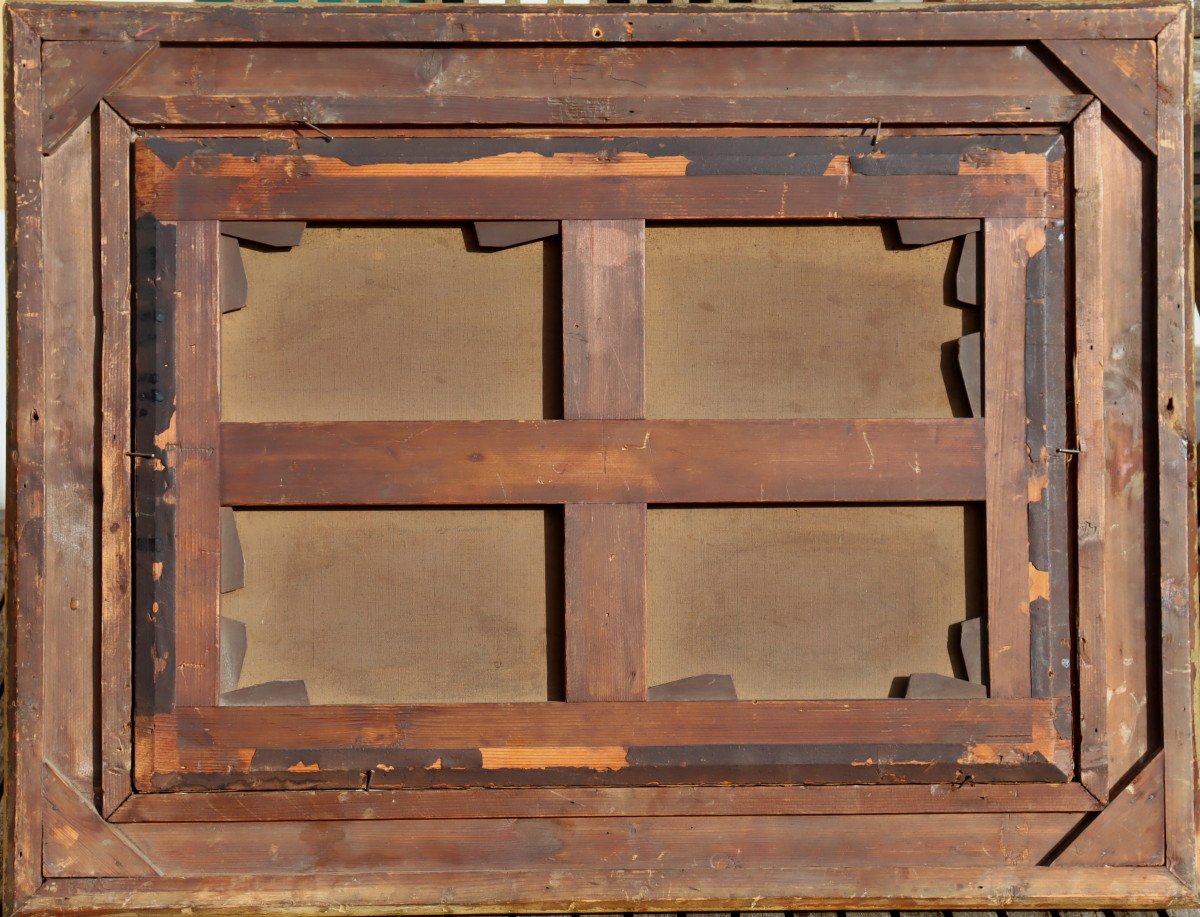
[28, 865, 1193, 914]
[134, 135, 1065, 222]
[983, 218, 1041, 698]
[99, 102, 135, 817]
[219, 419, 987, 506]
[111, 781, 1101, 823]
[114, 813, 1084, 876]
[562, 221, 647, 702]
[138, 697, 1072, 791]
[1072, 100, 1110, 797]
[1042, 39, 1157, 153]
[41, 104, 95, 792]
[108, 44, 1079, 127]
[167, 222, 222, 706]
[1153, 11, 1198, 894]
[562, 221, 645, 421]
[1054, 753, 1165, 866]
[6, 11, 47, 907]
[39, 39, 155, 153]
[42, 766, 159, 879]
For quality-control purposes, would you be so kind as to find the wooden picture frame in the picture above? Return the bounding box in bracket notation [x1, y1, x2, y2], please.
[5, 2, 1196, 914]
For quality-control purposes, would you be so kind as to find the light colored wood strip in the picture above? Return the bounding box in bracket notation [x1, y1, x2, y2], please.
[6, 11, 47, 905]
[1072, 99, 1109, 800]
[170, 221, 222, 705]
[99, 102, 135, 816]
[984, 218, 1040, 698]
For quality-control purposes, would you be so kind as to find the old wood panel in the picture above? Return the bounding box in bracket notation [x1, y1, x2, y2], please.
[168, 223, 222, 706]
[98, 101, 135, 816]
[111, 781, 1101, 824]
[115, 813, 1086, 876]
[1153, 12, 1199, 890]
[41, 111, 96, 790]
[6, 11, 48, 904]
[983, 218, 1041, 698]
[139, 698, 1071, 791]
[134, 135, 1065, 222]
[107, 44, 1081, 127]
[16, 3, 1179, 43]
[563, 220, 647, 703]
[1073, 100, 1111, 799]
[219, 419, 986, 506]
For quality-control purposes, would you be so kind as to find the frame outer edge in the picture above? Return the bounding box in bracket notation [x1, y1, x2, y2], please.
[5, 6, 46, 911]
[1156, 6, 1200, 898]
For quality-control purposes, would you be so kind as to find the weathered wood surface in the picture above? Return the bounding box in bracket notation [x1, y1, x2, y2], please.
[1054, 753, 1166, 866]
[28, 868, 1195, 914]
[562, 221, 647, 702]
[107, 44, 1082, 127]
[98, 101, 134, 817]
[39, 39, 154, 153]
[112, 813, 1085, 876]
[14, 2, 1181, 43]
[111, 781, 1102, 824]
[135, 135, 1066, 221]
[983, 219, 1041, 698]
[219, 419, 986, 505]
[165, 222, 222, 707]
[41, 766, 159, 879]
[7, 12, 49, 906]
[1042, 39, 1157, 153]
[137, 698, 1072, 790]
[41, 106, 95, 795]
[1153, 11, 1198, 892]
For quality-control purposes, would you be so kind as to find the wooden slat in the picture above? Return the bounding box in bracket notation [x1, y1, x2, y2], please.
[1073, 100, 1110, 798]
[563, 220, 647, 703]
[42, 766, 160, 879]
[564, 504, 647, 702]
[99, 102, 135, 817]
[138, 698, 1071, 791]
[166, 222, 222, 707]
[1042, 39, 1157, 153]
[1054, 753, 1166, 866]
[18, 4, 1180, 43]
[40, 39, 155, 153]
[1154, 11, 1199, 892]
[6, 11, 47, 906]
[1096, 109, 1155, 795]
[28, 865, 1194, 914]
[134, 135, 1065, 222]
[563, 221, 645, 421]
[114, 813, 1084, 876]
[1025, 214, 1071, 704]
[111, 781, 1102, 824]
[107, 45, 1081, 127]
[218, 419, 986, 506]
[41, 99, 96, 795]
[984, 218, 1040, 698]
